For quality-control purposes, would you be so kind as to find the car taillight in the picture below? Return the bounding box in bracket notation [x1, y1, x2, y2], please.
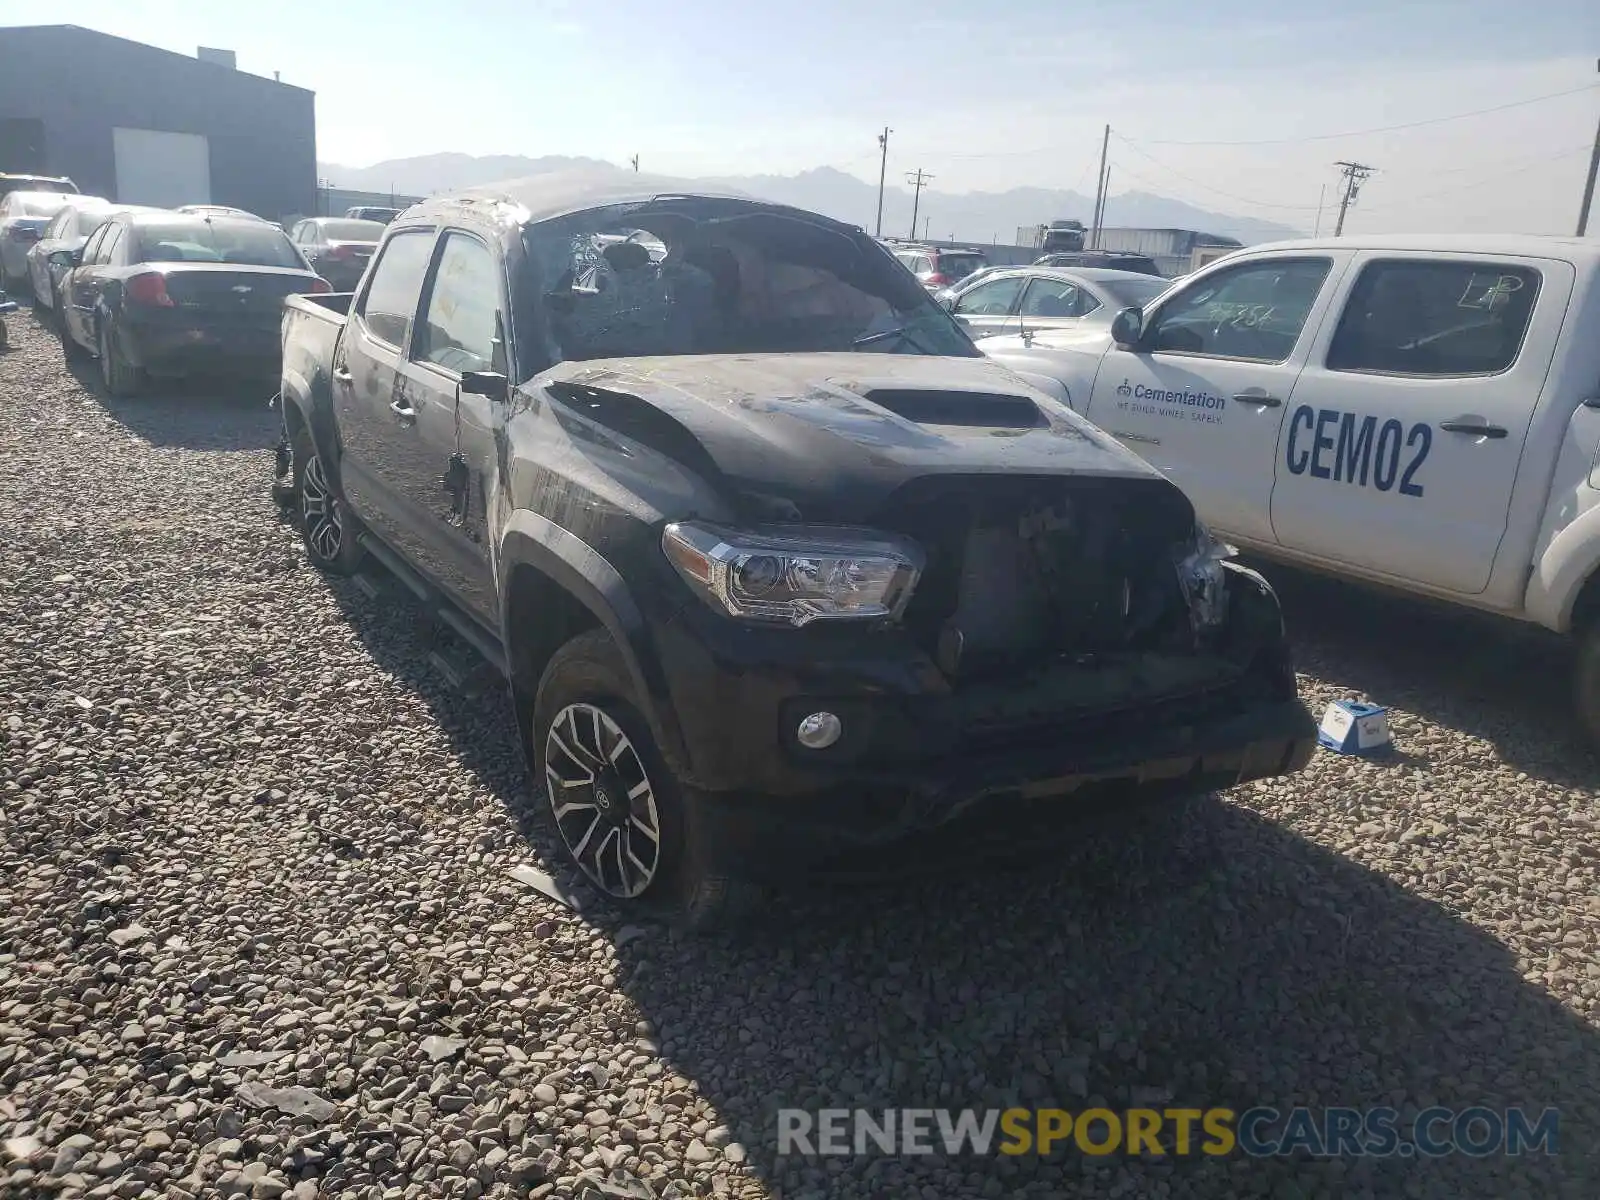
[308, 277, 333, 294]
[328, 244, 353, 260]
[126, 272, 174, 307]
[923, 272, 948, 286]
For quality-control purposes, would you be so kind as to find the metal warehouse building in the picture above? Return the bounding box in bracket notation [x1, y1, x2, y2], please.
[0, 25, 315, 221]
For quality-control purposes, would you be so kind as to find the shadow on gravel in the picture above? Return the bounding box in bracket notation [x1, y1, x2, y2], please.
[610, 804, 1600, 1198]
[1258, 561, 1600, 791]
[96, 376, 283, 453]
[309, 555, 1600, 1198]
[47, 317, 282, 453]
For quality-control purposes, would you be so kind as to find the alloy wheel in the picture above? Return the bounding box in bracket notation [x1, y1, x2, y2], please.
[544, 702, 663, 898]
[300, 452, 343, 562]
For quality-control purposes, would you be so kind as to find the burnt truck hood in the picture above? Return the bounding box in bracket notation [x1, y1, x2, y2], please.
[538, 352, 1174, 520]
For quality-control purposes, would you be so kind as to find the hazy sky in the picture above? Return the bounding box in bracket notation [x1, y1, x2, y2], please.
[25, 0, 1600, 235]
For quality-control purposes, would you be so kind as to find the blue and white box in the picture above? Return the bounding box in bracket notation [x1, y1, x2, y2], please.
[1317, 700, 1392, 754]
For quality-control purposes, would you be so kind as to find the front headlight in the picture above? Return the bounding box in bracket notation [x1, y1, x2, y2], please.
[1174, 520, 1236, 630]
[661, 521, 924, 626]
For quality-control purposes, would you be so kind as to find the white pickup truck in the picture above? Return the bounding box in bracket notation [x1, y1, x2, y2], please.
[978, 234, 1600, 740]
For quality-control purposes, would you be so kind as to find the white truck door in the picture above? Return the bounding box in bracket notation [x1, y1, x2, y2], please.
[1081, 253, 1346, 544]
[1270, 252, 1570, 595]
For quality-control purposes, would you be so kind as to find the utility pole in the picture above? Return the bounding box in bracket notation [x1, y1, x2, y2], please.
[1098, 164, 1112, 237]
[1089, 124, 1110, 249]
[629, 155, 640, 173]
[1313, 183, 1326, 237]
[1333, 161, 1377, 237]
[875, 127, 892, 238]
[906, 169, 933, 240]
[1577, 59, 1600, 236]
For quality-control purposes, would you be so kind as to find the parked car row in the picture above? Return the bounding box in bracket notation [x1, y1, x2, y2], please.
[5, 188, 335, 393]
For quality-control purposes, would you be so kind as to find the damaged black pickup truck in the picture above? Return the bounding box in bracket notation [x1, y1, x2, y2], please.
[273, 172, 1315, 926]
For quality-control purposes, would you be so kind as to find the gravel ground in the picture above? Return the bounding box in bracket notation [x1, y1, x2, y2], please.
[1, 310, 1598, 1200]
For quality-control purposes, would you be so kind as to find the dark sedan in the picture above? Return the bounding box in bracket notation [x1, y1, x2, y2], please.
[55, 212, 330, 396]
[287, 217, 385, 290]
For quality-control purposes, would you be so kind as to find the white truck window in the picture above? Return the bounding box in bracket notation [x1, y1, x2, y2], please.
[1145, 258, 1331, 363]
[1326, 260, 1541, 378]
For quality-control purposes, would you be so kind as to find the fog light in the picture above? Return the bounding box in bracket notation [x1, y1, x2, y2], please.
[796, 711, 842, 750]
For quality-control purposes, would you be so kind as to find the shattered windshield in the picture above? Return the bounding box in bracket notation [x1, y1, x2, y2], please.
[520, 200, 979, 369]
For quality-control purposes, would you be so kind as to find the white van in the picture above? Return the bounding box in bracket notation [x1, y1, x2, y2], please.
[977, 235, 1600, 740]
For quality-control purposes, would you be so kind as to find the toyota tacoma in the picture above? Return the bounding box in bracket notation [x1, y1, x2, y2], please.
[272, 172, 1316, 925]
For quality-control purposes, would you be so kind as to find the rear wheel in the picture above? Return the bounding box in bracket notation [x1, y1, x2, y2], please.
[533, 629, 763, 930]
[58, 308, 88, 362]
[293, 425, 362, 574]
[98, 320, 143, 397]
[1572, 618, 1600, 748]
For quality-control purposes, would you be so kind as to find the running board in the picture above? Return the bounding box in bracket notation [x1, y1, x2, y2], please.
[355, 531, 509, 680]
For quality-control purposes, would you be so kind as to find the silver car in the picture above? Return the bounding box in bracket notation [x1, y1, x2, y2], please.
[25, 199, 161, 316]
[0, 190, 75, 289]
[941, 266, 1171, 340]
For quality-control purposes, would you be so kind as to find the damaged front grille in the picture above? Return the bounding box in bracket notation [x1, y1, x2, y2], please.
[879, 474, 1199, 680]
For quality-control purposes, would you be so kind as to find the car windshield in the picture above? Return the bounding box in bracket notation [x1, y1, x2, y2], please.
[134, 220, 303, 267]
[524, 199, 979, 367]
[1099, 276, 1170, 309]
[937, 253, 987, 280]
[12, 193, 71, 219]
[321, 220, 384, 241]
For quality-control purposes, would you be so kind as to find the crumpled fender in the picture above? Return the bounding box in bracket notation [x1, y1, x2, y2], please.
[496, 509, 693, 777]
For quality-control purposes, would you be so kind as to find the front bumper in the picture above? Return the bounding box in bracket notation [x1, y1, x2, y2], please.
[691, 696, 1314, 877]
[647, 570, 1315, 877]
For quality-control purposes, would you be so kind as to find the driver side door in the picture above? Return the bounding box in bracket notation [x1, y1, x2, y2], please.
[1081, 253, 1350, 544]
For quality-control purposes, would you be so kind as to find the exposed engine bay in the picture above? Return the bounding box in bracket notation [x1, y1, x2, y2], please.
[881, 475, 1209, 681]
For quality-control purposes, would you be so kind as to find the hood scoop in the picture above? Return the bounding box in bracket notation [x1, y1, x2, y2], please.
[860, 388, 1045, 430]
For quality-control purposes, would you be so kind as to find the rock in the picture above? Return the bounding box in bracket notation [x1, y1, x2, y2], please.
[419, 1035, 465, 1062]
[683, 1140, 713, 1165]
[234, 1084, 336, 1122]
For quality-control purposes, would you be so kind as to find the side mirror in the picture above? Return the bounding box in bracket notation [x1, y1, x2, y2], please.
[459, 370, 508, 402]
[1110, 307, 1144, 348]
[50, 248, 81, 268]
[938, 295, 956, 312]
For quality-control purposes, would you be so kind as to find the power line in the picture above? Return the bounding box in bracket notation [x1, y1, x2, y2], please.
[1111, 134, 1325, 210]
[887, 82, 1599, 163]
[905, 168, 933, 239]
[1355, 144, 1594, 214]
[1137, 82, 1600, 147]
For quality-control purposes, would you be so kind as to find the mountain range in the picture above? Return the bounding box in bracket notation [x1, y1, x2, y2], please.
[319, 153, 1303, 246]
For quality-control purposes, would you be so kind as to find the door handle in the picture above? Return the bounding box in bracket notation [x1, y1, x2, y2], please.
[389, 399, 417, 423]
[1439, 419, 1507, 439]
[332, 365, 353, 383]
[1232, 389, 1282, 407]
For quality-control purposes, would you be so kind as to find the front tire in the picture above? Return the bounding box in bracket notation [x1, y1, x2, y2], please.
[533, 629, 762, 930]
[293, 425, 362, 574]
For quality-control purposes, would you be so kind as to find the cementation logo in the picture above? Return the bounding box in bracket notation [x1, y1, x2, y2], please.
[1114, 378, 1226, 410]
[775, 1106, 1559, 1159]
